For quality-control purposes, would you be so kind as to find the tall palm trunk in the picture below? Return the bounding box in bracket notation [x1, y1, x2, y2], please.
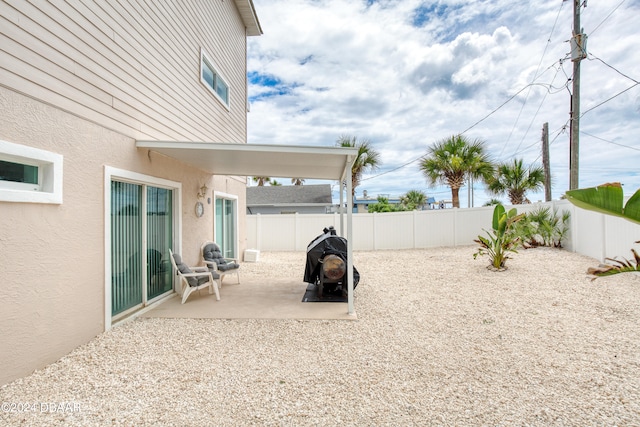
[451, 187, 460, 208]
[448, 175, 465, 208]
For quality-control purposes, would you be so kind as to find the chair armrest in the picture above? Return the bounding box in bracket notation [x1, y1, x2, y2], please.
[203, 260, 220, 271]
[225, 258, 238, 263]
[191, 266, 208, 272]
[181, 271, 210, 278]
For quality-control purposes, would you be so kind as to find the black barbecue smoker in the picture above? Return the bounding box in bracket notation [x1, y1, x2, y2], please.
[304, 226, 359, 297]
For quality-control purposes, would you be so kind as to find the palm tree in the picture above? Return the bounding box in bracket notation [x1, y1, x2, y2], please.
[336, 135, 380, 196]
[487, 158, 545, 205]
[420, 135, 493, 208]
[483, 198, 503, 206]
[252, 176, 270, 186]
[269, 178, 282, 186]
[401, 190, 427, 210]
[291, 178, 305, 185]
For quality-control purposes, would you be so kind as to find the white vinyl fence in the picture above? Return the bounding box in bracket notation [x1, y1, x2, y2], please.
[246, 200, 640, 263]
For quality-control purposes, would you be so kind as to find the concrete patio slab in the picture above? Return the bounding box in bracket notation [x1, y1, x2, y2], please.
[140, 278, 357, 321]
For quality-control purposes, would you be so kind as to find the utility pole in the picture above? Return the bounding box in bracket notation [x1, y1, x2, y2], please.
[542, 122, 551, 201]
[569, 0, 587, 190]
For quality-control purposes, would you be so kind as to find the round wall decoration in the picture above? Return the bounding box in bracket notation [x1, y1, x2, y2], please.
[195, 201, 205, 217]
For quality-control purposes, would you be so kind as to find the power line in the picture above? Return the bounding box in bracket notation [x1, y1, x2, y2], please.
[499, 0, 566, 158]
[361, 11, 638, 185]
[529, 125, 567, 165]
[588, 53, 639, 84]
[459, 82, 552, 135]
[362, 79, 567, 183]
[581, 130, 640, 152]
[581, 81, 640, 117]
[580, 166, 640, 172]
[508, 65, 564, 159]
[590, 0, 627, 36]
[360, 157, 422, 182]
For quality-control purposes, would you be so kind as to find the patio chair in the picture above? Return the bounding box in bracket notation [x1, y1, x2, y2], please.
[201, 241, 240, 286]
[169, 249, 220, 304]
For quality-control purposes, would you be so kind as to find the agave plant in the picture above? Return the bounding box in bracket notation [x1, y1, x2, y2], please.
[474, 204, 524, 270]
[565, 182, 640, 278]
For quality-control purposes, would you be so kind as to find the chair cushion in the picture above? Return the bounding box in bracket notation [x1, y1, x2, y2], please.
[195, 276, 210, 286]
[202, 243, 222, 261]
[203, 243, 239, 271]
[172, 253, 184, 265]
[173, 253, 202, 287]
[217, 262, 240, 272]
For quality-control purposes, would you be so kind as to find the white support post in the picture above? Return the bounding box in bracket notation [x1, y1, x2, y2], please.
[339, 181, 345, 236]
[346, 168, 355, 316]
[256, 213, 262, 250]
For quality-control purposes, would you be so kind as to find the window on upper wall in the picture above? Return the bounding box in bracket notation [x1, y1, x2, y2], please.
[0, 139, 63, 204]
[200, 48, 230, 108]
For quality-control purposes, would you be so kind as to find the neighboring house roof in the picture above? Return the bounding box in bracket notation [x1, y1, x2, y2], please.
[235, 0, 263, 36]
[247, 184, 333, 206]
[354, 195, 437, 205]
[354, 196, 401, 205]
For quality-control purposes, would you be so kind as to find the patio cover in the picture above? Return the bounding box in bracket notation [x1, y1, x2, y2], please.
[136, 140, 358, 315]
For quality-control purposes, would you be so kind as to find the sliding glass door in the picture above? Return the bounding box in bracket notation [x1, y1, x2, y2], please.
[111, 181, 143, 315]
[111, 181, 173, 317]
[215, 195, 237, 259]
[146, 186, 173, 300]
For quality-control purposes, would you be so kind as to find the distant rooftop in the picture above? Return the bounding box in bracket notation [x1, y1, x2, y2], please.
[247, 184, 333, 206]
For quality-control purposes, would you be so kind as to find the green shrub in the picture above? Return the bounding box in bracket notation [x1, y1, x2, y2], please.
[515, 206, 571, 248]
[474, 204, 524, 270]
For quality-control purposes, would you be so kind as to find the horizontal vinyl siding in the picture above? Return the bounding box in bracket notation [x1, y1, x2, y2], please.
[0, 0, 248, 144]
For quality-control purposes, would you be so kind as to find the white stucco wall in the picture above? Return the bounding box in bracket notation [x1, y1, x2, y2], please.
[0, 88, 245, 385]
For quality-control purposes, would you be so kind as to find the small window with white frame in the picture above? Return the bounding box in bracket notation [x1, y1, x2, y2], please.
[0, 139, 63, 204]
[200, 48, 230, 108]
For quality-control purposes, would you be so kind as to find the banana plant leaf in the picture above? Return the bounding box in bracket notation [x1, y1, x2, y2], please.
[586, 244, 640, 280]
[565, 182, 640, 225]
[492, 203, 505, 231]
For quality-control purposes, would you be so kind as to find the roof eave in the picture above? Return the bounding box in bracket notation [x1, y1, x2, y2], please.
[235, 0, 263, 36]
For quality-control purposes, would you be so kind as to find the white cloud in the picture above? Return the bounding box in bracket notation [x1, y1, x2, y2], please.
[248, 0, 640, 205]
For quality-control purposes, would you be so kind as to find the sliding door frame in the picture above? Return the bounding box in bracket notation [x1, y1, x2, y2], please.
[104, 166, 182, 330]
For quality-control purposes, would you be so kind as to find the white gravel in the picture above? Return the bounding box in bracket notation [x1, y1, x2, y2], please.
[2, 246, 640, 426]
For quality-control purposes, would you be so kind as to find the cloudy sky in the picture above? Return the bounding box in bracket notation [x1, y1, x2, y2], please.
[246, 0, 640, 206]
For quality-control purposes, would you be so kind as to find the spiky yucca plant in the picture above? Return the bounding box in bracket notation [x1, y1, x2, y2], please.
[515, 206, 571, 248]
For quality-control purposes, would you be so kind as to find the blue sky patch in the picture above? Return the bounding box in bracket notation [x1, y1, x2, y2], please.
[247, 71, 281, 87]
[412, 3, 448, 27]
[248, 71, 302, 102]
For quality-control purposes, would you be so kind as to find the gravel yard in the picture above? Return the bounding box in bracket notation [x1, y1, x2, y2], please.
[1, 246, 639, 426]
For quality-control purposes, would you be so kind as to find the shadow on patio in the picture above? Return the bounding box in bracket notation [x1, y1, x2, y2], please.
[140, 278, 357, 321]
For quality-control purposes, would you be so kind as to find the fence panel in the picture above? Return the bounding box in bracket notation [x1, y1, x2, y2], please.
[572, 208, 605, 261]
[604, 215, 640, 262]
[352, 214, 375, 250]
[295, 214, 340, 251]
[245, 201, 640, 263]
[372, 211, 416, 250]
[252, 215, 296, 251]
[455, 207, 494, 246]
[414, 209, 456, 248]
